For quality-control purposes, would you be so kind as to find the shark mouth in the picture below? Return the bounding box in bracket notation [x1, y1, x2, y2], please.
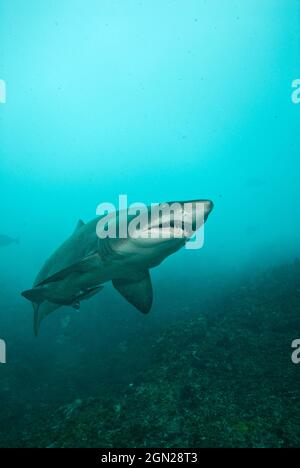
[144, 220, 193, 239]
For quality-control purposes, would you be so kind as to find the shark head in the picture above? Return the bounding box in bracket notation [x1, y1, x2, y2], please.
[103, 199, 214, 267]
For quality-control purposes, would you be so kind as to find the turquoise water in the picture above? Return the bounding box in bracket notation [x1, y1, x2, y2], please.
[0, 0, 299, 447]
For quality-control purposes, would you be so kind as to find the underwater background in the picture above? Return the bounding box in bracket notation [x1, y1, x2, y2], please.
[0, 0, 300, 447]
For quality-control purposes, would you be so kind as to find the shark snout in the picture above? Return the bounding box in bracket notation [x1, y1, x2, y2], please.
[139, 199, 214, 242]
[182, 199, 213, 211]
[181, 199, 214, 231]
[202, 200, 214, 219]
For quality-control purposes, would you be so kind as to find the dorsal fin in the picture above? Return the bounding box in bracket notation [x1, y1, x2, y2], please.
[74, 219, 85, 233]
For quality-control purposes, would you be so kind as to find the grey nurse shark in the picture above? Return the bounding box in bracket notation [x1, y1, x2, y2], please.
[22, 199, 213, 335]
[0, 234, 19, 247]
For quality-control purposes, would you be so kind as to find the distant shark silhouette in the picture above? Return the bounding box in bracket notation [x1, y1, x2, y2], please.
[22, 200, 213, 335]
[0, 234, 19, 247]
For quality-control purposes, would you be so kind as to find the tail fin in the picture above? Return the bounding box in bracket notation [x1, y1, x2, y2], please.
[21, 288, 45, 336]
[33, 301, 62, 336]
[22, 289, 63, 336]
[33, 303, 40, 337]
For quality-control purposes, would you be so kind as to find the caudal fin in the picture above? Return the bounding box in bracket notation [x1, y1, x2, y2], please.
[33, 303, 40, 336]
[21, 288, 45, 336]
[33, 301, 62, 336]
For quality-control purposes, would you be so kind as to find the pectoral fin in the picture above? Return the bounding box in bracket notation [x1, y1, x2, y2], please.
[36, 253, 101, 287]
[112, 271, 153, 314]
[22, 287, 45, 304]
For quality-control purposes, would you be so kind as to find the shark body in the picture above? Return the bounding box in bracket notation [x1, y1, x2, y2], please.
[0, 234, 19, 247]
[22, 200, 213, 334]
